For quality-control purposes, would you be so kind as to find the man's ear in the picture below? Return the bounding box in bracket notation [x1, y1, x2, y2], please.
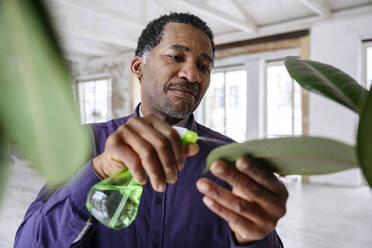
[131, 56, 143, 80]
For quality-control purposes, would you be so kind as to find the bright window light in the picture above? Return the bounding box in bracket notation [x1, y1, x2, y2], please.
[367, 46, 372, 89]
[78, 78, 112, 124]
[266, 62, 302, 137]
[203, 70, 247, 142]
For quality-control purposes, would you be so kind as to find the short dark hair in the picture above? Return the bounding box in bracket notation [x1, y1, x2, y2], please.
[135, 12, 215, 59]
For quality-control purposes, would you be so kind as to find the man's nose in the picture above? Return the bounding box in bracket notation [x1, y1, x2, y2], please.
[178, 63, 201, 83]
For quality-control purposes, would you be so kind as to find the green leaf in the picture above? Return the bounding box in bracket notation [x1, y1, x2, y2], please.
[357, 88, 372, 187]
[284, 56, 368, 114]
[0, 134, 10, 204]
[0, 0, 90, 186]
[205, 136, 357, 175]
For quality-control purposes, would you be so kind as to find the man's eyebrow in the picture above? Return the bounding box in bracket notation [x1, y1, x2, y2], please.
[170, 44, 190, 52]
[201, 53, 213, 63]
[170, 44, 213, 63]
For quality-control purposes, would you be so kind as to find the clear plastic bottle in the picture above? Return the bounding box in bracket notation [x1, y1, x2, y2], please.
[86, 126, 198, 230]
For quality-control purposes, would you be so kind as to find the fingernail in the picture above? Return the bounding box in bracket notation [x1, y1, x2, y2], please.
[211, 162, 225, 174]
[237, 158, 249, 170]
[157, 184, 165, 192]
[138, 178, 147, 185]
[169, 174, 177, 184]
[203, 197, 213, 207]
[196, 180, 209, 192]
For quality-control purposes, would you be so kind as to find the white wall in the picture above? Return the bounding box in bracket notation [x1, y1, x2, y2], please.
[71, 51, 135, 119]
[308, 13, 372, 186]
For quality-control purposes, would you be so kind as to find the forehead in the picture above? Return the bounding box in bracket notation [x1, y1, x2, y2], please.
[156, 23, 213, 57]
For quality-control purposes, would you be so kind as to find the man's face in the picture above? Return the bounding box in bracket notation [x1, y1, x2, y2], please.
[138, 23, 213, 121]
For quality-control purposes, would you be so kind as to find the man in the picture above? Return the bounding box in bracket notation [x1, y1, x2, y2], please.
[15, 13, 288, 247]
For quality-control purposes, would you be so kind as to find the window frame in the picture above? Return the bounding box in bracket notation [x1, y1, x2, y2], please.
[196, 48, 302, 141]
[75, 75, 112, 124]
[263, 59, 301, 138]
[201, 65, 246, 133]
[361, 40, 372, 89]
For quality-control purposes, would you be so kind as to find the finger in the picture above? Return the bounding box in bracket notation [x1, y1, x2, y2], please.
[126, 117, 177, 184]
[119, 124, 166, 192]
[202, 196, 268, 242]
[144, 114, 185, 171]
[210, 160, 285, 216]
[229, 223, 249, 243]
[196, 178, 270, 225]
[108, 143, 146, 185]
[185, 143, 199, 157]
[236, 157, 287, 196]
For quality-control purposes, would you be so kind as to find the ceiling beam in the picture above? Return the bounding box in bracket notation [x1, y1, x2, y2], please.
[51, 0, 145, 30]
[49, 5, 138, 49]
[230, 0, 257, 26]
[215, 3, 372, 45]
[56, 24, 137, 49]
[173, 0, 257, 33]
[58, 35, 110, 57]
[298, 0, 331, 17]
[215, 15, 322, 45]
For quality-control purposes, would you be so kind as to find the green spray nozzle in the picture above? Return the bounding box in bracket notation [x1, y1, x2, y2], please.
[173, 126, 198, 145]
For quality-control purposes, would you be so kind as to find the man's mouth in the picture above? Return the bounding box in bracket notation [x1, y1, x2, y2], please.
[168, 87, 198, 101]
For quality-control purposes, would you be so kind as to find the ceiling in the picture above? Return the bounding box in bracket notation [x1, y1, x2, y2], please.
[45, 0, 372, 62]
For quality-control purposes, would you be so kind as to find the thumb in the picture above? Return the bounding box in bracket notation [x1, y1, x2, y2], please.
[185, 143, 199, 157]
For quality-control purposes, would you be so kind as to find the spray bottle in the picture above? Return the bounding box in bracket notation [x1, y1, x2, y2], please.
[85, 126, 198, 230]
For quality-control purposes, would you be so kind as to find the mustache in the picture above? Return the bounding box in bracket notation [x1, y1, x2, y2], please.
[163, 80, 200, 98]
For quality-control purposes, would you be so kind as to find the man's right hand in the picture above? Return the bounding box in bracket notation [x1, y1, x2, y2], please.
[92, 113, 199, 192]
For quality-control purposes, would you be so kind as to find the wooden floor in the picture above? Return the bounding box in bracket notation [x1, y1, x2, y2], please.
[1, 160, 372, 247]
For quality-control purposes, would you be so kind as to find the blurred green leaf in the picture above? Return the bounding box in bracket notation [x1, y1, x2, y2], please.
[357, 88, 372, 187]
[205, 137, 357, 175]
[0, 134, 10, 204]
[0, 0, 90, 186]
[284, 56, 368, 114]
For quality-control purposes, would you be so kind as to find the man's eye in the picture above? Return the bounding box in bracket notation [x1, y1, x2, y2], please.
[168, 55, 181, 61]
[199, 64, 210, 73]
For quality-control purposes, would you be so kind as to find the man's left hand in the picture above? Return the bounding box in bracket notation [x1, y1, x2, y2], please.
[196, 157, 288, 244]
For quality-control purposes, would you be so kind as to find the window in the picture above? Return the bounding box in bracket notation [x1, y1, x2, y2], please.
[265, 60, 302, 137]
[203, 69, 247, 142]
[77, 78, 112, 124]
[195, 49, 303, 142]
[367, 44, 372, 89]
[362, 40, 372, 89]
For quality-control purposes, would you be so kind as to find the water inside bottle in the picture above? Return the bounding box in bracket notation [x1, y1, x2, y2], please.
[86, 183, 143, 229]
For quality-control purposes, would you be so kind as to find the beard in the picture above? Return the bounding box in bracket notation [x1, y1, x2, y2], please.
[162, 80, 201, 119]
[162, 98, 194, 119]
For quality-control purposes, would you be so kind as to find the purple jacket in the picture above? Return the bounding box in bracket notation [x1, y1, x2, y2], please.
[14, 105, 283, 248]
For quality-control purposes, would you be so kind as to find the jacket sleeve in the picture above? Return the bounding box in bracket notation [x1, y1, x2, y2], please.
[229, 229, 284, 248]
[14, 160, 101, 248]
